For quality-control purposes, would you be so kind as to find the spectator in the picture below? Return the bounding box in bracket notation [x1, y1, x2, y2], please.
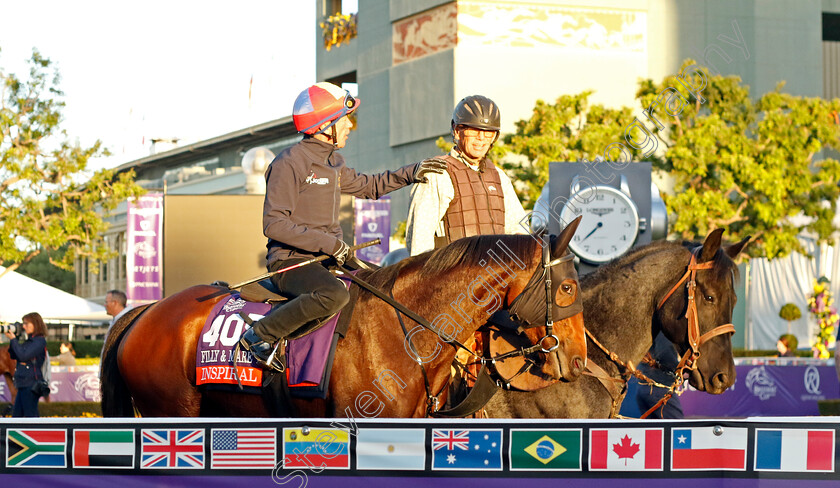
[776, 333, 798, 357]
[105, 290, 129, 327]
[636, 332, 684, 419]
[5, 312, 48, 417]
[57, 341, 76, 366]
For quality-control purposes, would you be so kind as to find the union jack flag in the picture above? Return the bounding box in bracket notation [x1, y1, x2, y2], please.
[432, 430, 470, 451]
[141, 429, 205, 469]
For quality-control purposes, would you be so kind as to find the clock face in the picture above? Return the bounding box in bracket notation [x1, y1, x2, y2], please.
[559, 185, 640, 264]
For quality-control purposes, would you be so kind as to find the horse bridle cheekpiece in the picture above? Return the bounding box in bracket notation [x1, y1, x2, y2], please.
[656, 246, 736, 377]
[508, 235, 581, 352]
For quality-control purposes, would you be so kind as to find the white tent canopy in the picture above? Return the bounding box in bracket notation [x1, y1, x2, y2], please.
[0, 266, 109, 323]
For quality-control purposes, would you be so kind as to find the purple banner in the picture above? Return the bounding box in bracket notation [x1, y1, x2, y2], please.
[0, 476, 833, 488]
[126, 193, 164, 306]
[681, 363, 840, 417]
[0, 366, 101, 403]
[354, 197, 390, 265]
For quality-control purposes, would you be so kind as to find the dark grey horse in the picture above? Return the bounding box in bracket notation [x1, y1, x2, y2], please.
[484, 229, 749, 418]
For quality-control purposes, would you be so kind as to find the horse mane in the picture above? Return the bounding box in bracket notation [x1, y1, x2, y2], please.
[582, 239, 740, 288]
[419, 234, 539, 276]
[353, 234, 539, 295]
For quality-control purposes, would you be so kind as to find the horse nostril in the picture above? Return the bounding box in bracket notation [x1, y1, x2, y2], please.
[712, 372, 729, 390]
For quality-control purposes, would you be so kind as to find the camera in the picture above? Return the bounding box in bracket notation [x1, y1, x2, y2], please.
[0, 322, 21, 336]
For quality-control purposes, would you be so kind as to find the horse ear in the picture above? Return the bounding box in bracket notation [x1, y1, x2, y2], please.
[725, 235, 750, 259]
[552, 215, 582, 256]
[699, 228, 725, 262]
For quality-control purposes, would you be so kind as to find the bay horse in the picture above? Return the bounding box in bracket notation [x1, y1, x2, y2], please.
[101, 219, 587, 417]
[0, 345, 16, 404]
[484, 229, 749, 418]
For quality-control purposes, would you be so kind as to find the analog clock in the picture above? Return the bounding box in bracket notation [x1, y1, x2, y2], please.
[559, 184, 640, 264]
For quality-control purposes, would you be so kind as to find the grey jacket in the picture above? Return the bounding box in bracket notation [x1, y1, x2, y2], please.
[263, 137, 418, 266]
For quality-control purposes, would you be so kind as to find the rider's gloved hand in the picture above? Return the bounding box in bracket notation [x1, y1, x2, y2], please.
[331, 240, 351, 266]
[412, 158, 448, 183]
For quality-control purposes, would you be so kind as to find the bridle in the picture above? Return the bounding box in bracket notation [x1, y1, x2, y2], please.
[655, 246, 735, 379]
[393, 236, 579, 417]
[584, 246, 735, 418]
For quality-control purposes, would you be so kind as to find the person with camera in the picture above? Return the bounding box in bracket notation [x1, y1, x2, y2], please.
[4, 312, 48, 417]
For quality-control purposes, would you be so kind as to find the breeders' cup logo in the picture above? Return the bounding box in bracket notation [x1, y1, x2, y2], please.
[745, 366, 777, 400]
[74, 373, 101, 402]
[223, 297, 247, 313]
[367, 222, 378, 232]
[804, 365, 822, 395]
[134, 241, 157, 260]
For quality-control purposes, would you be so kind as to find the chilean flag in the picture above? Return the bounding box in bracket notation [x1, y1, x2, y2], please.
[671, 427, 747, 471]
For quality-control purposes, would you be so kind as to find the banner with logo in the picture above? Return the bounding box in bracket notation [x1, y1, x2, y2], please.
[126, 193, 164, 306]
[354, 197, 389, 265]
[0, 366, 101, 403]
[680, 363, 840, 417]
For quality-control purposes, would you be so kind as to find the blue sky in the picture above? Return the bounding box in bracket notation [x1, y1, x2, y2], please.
[0, 1, 318, 169]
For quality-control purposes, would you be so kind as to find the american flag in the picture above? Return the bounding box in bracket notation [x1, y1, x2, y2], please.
[211, 429, 276, 469]
[141, 429, 204, 469]
[432, 430, 470, 451]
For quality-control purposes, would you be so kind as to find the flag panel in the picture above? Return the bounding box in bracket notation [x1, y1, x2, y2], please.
[211, 428, 276, 469]
[588, 428, 663, 471]
[431, 429, 502, 471]
[6, 429, 67, 468]
[73, 429, 134, 469]
[356, 428, 425, 470]
[671, 427, 747, 471]
[509, 429, 582, 471]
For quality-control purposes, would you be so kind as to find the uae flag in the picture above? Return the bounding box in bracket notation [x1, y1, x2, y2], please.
[73, 430, 134, 468]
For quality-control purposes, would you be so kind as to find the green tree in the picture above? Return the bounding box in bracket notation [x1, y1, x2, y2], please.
[637, 60, 840, 258]
[0, 49, 145, 279]
[778, 303, 802, 334]
[503, 60, 840, 258]
[6, 246, 75, 293]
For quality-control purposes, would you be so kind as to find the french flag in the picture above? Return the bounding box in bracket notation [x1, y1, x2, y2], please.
[754, 429, 835, 472]
[671, 427, 747, 471]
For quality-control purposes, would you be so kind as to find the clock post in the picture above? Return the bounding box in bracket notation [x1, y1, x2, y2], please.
[546, 161, 667, 275]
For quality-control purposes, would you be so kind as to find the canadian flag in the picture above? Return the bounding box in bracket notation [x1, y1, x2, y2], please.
[589, 428, 663, 471]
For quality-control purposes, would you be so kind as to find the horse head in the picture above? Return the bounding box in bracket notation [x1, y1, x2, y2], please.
[656, 229, 749, 394]
[504, 216, 586, 383]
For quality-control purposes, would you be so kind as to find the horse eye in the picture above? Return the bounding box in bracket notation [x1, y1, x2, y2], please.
[704, 294, 714, 302]
[562, 284, 573, 294]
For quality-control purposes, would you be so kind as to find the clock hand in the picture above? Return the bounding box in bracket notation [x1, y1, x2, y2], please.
[581, 221, 603, 242]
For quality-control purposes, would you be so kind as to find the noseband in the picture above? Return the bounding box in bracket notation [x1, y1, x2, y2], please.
[656, 246, 735, 375]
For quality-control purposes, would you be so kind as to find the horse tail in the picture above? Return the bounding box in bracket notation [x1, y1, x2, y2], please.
[100, 304, 151, 417]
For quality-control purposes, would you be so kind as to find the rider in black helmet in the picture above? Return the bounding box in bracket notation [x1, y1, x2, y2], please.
[405, 94, 526, 256]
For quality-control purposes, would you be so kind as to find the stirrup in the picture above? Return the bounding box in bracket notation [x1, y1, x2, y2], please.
[239, 328, 285, 372]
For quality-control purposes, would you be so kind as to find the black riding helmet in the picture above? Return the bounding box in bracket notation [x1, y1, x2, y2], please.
[451, 95, 501, 162]
[451, 95, 501, 132]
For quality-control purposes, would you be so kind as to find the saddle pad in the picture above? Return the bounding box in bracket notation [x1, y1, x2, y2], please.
[196, 294, 271, 389]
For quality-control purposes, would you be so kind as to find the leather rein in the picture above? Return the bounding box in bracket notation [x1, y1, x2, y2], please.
[385, 240, 575, 417]
[584, 246, 736, 418]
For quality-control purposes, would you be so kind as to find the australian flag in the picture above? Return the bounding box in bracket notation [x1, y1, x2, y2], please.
[432, 429, 502, 470]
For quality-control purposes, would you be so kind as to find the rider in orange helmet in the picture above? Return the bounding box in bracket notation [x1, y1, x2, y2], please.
[239, 82, 447, 369]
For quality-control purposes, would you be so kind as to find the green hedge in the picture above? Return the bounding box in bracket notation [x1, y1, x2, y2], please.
[733, 349, 834, 358]
[46, 340, 104, 359]
[0, 401, 101, 417]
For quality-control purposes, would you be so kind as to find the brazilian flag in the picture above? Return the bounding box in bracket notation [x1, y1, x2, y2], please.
[510, 429, 581, 470]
